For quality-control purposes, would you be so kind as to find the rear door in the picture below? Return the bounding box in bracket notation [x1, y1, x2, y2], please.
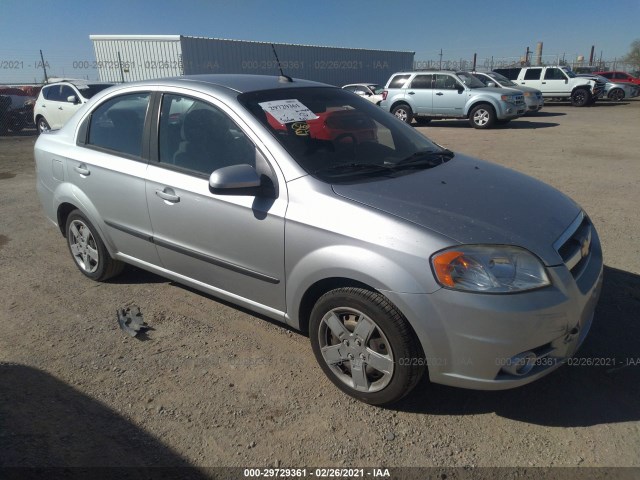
[68, 89, 160, 265]
[405, 74, 433, 114]
[518, 68, 543, 90]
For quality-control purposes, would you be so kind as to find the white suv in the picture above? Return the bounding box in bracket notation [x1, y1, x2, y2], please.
[34, 80, 113, 132]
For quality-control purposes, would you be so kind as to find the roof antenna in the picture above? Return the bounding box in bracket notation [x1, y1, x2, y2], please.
[271, 44, 293, 83]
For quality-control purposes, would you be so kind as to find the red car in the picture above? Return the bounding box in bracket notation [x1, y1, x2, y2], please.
[594, 71, 640, 85]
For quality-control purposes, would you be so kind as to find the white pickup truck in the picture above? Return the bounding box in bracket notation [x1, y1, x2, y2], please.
[493, 66, 606, 107]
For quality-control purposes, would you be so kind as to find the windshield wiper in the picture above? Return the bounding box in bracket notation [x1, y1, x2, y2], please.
[314, 163, 395, 177]
[392, 149, 454, 169]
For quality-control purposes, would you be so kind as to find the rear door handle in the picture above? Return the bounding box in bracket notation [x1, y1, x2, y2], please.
[74, 164, 90, 176]
[408, 91, 415, 95]
[542, 81, 546, 84]
[58, 106, 63, 110]
[155, 188, 180, 203]
[436, 92, 444, 96]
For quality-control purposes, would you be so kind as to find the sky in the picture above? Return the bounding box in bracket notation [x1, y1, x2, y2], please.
[1, 0, 638, 84]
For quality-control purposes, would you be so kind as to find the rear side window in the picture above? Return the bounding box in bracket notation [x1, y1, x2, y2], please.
[388, 75, 411, 88]
[43, 85, 62, 101]
[87, 93, 150, 158]
[524, 69, 542, 80]
[409, 74, 433, 89]
[493, 68, 521, 80]
[60, 85, 77, 102]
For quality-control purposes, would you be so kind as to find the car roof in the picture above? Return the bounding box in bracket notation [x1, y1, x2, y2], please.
[131, 74, 330, 93]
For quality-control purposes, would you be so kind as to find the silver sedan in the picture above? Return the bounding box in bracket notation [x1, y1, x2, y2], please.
[34, 75, 603, 405]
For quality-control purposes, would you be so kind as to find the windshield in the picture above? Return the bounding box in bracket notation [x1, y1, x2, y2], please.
[561, 68, 577, 78]
[238, 87, 451, 183]
[456, 72, 486, 88]
[487, 72, 518, 87]
[75, 83, 114, 99]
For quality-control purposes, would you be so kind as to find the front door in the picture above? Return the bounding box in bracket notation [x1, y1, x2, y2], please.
[145, 93, 287, 313]
[432, 74, 466, 116]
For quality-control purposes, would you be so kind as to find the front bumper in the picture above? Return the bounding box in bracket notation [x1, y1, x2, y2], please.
[384, 227, 603, 390]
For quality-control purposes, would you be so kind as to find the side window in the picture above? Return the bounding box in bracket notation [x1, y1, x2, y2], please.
[343, 86, 357, 92]
[354, 86, 369, 95]
[87, 92, 150, 158]
[602, 72, 613, 79]
[388, 74, 411, 88]
[544, 68, 566, 80]
[474, 74, 490, 86]
[159, 94, 255, 176]
[44, 85, 61, 101]
[524, 69, 542, 80]
[494, 68, 520, 80]
[614, 72, 628, 80]
[435, 75, 460, 90]
[409, 75, 433, 89]
[60, 85, 77, 102]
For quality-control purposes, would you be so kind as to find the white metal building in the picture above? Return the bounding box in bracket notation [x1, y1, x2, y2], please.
[90, 35, 414, 86]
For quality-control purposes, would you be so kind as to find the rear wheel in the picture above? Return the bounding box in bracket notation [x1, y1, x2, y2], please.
[309, 287, 426, 405]
[608, 88, 625, 102]
[469, 104, 496, 129]
[571, 88, 591, 107]
[65, 210, 125, 281]
[37, 117, 50, 133]
[391, 104, 413, 124]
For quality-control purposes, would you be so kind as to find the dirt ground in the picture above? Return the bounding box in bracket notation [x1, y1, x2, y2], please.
[1, 99, 639, 474]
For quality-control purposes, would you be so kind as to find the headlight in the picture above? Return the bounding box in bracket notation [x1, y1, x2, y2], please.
[500, 95, 514, 102]
[431, 245, 550, 293]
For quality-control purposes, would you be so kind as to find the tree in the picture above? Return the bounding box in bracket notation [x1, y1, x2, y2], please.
[622, 39, 640, 69]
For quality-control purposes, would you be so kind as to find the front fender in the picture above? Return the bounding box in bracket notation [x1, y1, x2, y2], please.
[285, 244, 439, 329]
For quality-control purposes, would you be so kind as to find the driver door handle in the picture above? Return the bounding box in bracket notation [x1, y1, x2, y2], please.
[155, 188, 180, 203]
[436, 92, 444, 96]
[74, 164, 90, 176]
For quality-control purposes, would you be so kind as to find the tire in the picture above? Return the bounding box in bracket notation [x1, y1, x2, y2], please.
[37, 116, 50, 133]
[65, 210, 125, 281]
[414, 117, 431, 126]
[468, 104, 496, 129]
[309, 287, 426, 405]
[8, 114, 25, 132]
[391, 104, 413, 124]
[571, 88, 591, 107]
[608, 89, 625, 102]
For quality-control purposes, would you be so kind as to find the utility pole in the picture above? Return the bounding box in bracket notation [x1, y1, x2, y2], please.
[438, 49, 443, 70]
[39, 50, 48, 83]
[117, 51, 125, 83]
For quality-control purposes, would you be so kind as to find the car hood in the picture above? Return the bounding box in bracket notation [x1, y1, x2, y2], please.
[331, 154, 580, 265]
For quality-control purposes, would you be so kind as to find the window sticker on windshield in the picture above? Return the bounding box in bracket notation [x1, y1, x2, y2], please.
[259, 99, 319, 124]
[291, 122, 310, 136]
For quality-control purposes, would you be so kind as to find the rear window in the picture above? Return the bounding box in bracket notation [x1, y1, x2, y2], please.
[388, 75, 411, 88]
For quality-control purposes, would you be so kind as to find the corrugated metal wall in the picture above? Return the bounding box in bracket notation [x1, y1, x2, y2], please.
[91, 36, 184, 82]
[91, 35, 414, 85]
[180, 37, 414, 86]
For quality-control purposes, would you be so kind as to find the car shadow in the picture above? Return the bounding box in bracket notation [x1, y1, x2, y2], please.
[394, 265, 640, 427]
[525, 111, 566, 118]
[0, 364, 208, 475]
[107, 264, 169, 285]
[415, 120, 559, 129]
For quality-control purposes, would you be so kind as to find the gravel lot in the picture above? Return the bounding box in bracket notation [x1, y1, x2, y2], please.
[1, 99, 639, 473]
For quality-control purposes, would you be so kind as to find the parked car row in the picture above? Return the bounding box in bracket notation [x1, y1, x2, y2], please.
[340, 66, 637, 129]
[35, 73, 603, 405]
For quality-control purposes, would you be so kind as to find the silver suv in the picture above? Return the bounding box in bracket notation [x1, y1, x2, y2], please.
[472, 71, 544, 114]
[380, 71, 526, 128]
[34, 75, 602, 405]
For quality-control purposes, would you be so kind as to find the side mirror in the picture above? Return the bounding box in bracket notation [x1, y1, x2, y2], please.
[457, 86, 465, 94]
[209, 164, 262, 196]
[67, 95, 79, 104]
[487, 82, 496, 88]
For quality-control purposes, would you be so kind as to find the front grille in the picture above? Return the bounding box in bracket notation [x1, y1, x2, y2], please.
[513, 95, 524, 105]
[555, 213, 592, 277]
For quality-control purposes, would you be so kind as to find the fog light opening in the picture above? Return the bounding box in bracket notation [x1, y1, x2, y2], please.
[502, 351, 537, 376]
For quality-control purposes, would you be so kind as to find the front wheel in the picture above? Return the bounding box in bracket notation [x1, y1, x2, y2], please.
[469, 104, 496, 129]
[571, 89, 591, 107]
[309, 287, 426, 405]
[65, 210, 125, 281]
[391, 104, 413, 124]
